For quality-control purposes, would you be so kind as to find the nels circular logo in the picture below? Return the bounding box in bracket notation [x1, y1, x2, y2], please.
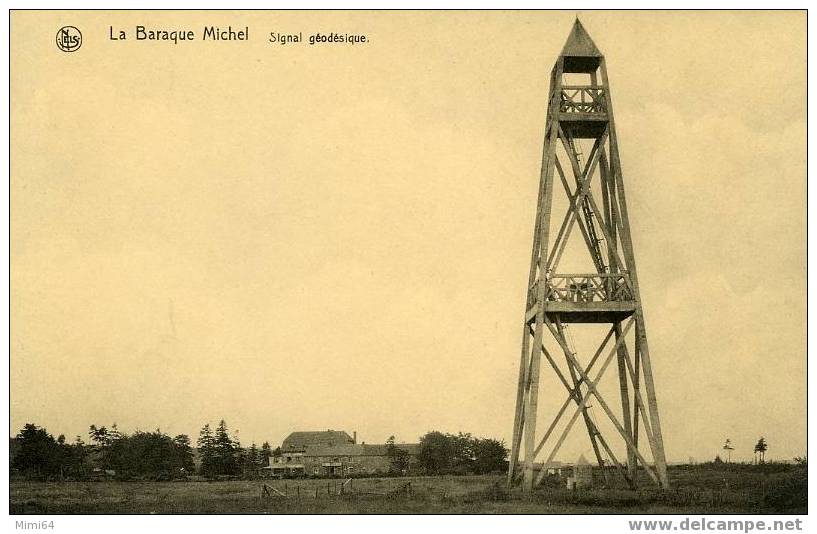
[56, 26, 82, 52]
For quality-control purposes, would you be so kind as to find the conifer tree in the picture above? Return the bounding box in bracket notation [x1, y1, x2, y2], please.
[197, 423, 216, 477]
[213, 419, 240, 476]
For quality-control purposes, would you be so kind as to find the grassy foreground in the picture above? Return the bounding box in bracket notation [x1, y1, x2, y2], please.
[10, 465, 807, 514]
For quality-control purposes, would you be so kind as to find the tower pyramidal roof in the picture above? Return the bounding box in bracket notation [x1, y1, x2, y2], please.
[560, 19, 603, 58]
[559, 19, 603, 73]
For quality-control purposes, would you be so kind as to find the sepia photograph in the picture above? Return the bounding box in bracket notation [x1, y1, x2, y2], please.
[7, 6, 808, 525]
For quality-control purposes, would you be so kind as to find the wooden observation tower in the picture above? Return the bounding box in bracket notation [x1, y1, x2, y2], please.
[508, 20, 669, 491]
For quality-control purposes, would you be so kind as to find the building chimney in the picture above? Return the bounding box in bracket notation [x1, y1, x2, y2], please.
[353, 431, 357, 444]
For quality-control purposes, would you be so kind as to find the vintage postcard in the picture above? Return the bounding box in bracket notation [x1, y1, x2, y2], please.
[8, 8, 807, 523]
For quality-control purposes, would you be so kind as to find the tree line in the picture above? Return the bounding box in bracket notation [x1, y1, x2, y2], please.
[11, 423, 509, 481]
[11, 421, 273, 481]
[196, 420, 273, 478]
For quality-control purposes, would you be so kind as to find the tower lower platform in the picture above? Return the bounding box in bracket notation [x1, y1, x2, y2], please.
[526, 301, 636, 324]
[525, 273, 636, 323]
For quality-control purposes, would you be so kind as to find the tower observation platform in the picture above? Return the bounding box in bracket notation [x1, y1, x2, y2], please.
[552, 20, 608, 139]
[526, 273, 636, 324]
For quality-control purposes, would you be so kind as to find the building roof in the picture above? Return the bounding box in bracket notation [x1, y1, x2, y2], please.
[282, 430, 355, 450]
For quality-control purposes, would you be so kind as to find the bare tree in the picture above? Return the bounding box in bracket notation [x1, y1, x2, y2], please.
[722, 438, 734, 463]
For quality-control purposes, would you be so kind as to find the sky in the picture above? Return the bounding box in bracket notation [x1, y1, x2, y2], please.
[10, 10, 806, 464]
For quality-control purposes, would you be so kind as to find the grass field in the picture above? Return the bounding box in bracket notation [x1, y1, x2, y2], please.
[10, 464, 807, 514]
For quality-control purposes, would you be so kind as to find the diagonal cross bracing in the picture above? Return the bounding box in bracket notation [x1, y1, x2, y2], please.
[510, 21, 669, 492]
